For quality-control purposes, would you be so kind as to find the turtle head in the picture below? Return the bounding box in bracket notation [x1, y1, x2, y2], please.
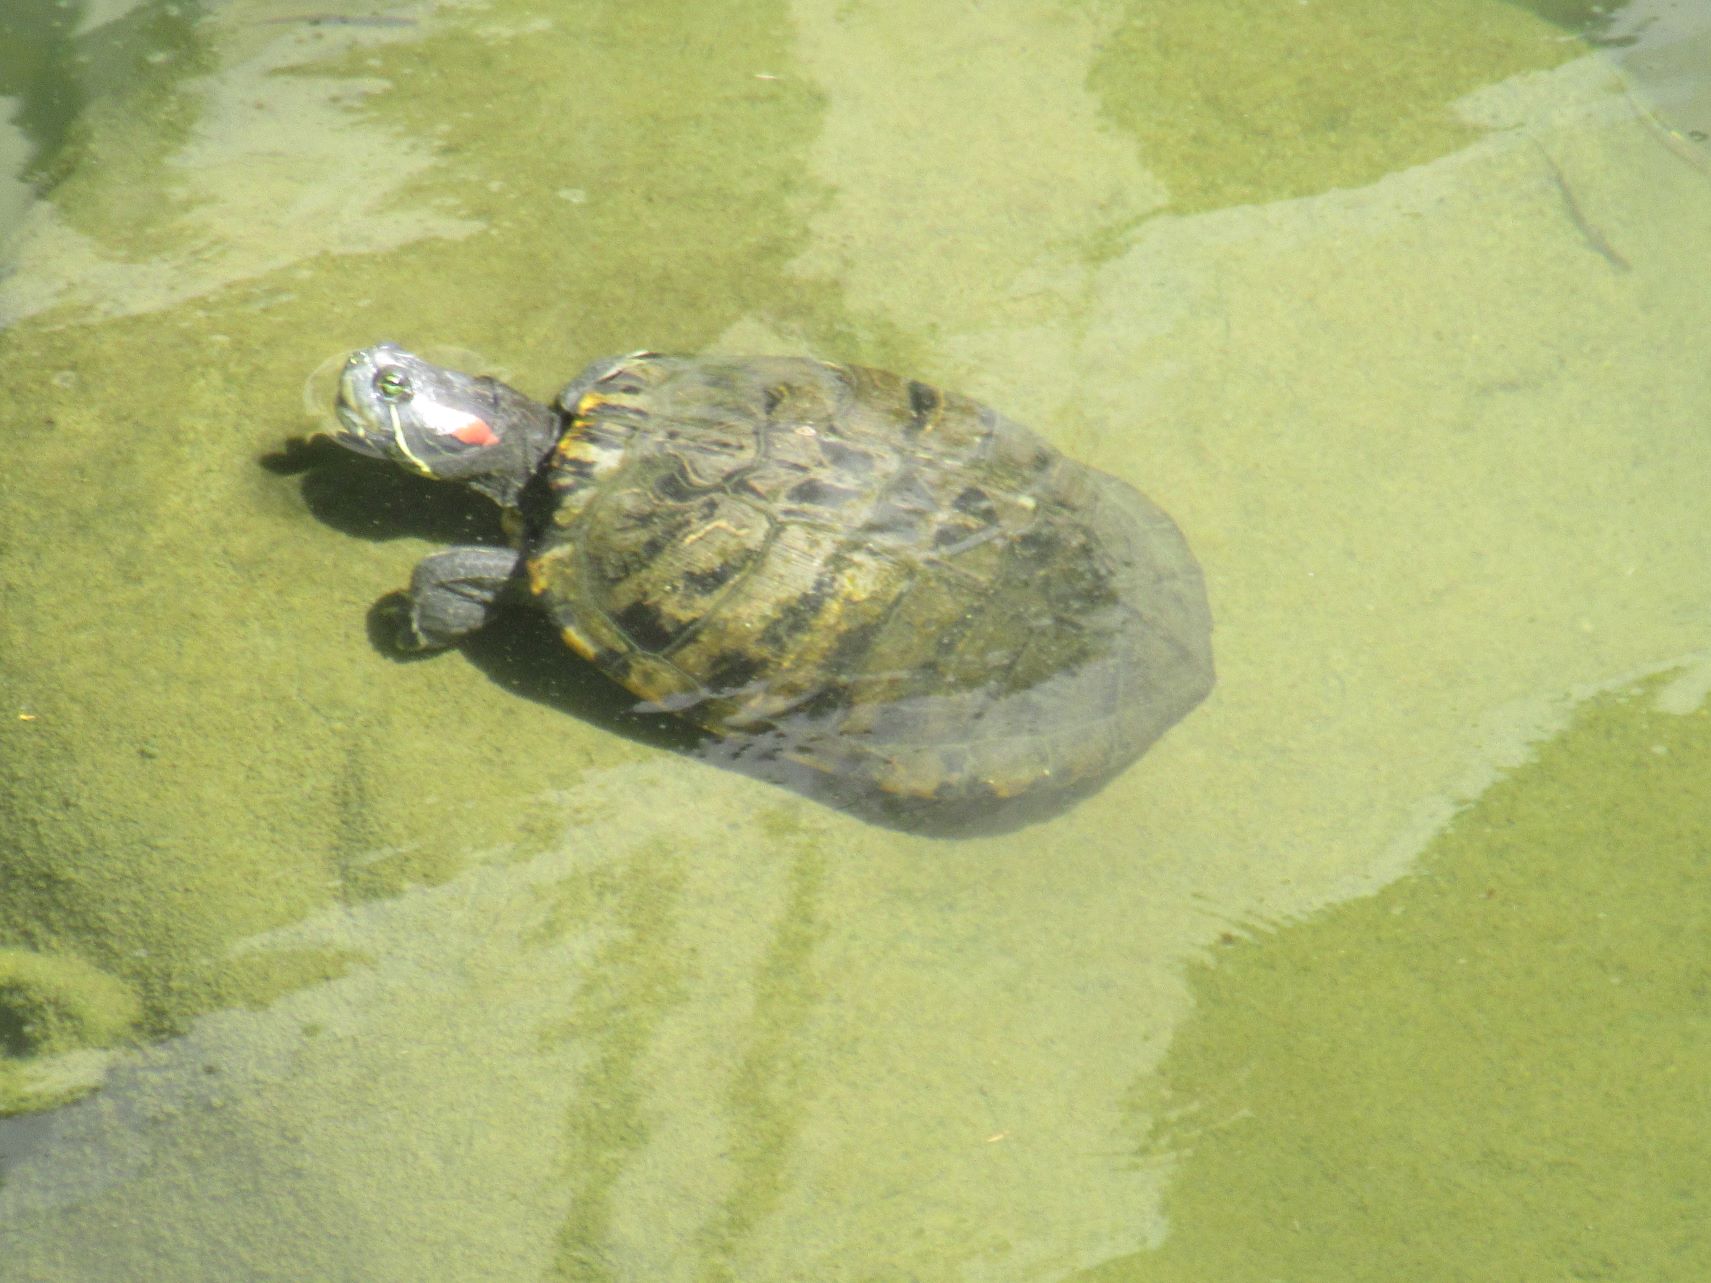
[329, 343, 559, 508]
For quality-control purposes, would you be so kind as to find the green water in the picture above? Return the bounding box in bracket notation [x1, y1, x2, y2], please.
[1, 0, 1707, 1278]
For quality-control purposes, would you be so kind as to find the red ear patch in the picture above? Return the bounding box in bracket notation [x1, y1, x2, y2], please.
[451, 419, 500, 446]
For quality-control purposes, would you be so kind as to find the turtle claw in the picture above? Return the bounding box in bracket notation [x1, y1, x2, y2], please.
[367, 592, 438, 659]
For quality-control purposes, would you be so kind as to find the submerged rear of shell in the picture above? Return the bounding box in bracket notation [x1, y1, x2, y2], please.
[525, 355, 1213, 818]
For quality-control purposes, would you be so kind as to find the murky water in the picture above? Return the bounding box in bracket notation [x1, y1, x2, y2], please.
[1, 1, 1707, 1279]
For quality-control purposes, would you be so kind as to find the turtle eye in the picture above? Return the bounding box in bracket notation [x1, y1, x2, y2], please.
[374, 367, 413, 402]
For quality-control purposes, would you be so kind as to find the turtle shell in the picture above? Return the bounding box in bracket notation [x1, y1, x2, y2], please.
[522, 354, 1212, 817]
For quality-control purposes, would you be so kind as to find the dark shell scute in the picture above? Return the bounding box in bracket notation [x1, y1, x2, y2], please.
[528, 353, 1213, 819]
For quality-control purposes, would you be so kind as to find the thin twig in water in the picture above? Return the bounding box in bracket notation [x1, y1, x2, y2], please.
[1534, 143, 1631, 273]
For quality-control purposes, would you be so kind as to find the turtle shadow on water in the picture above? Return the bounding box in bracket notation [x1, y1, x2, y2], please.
[416, 596, 1091, 838]
[267, 437, 704, 760]
[411, 602, 1071, 838]
[266, 435, 504, 548]
[432, 599, 709, 760]
[267, 440, 1091, 839]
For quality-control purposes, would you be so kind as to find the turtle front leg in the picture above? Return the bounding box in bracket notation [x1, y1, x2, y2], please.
[400, 545, 524, 650]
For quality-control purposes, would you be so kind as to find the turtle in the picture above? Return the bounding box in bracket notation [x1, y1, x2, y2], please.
[323, 344, 1213, 825]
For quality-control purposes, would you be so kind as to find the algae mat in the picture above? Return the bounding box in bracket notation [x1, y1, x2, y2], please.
[1087, 666, 1711, 1283]
[1, 0, 1708, 1279]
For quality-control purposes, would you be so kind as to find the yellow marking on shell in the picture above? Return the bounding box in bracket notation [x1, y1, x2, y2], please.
[559, 625, 599, 663]
[618, 661, 684, 706]
[681, 518, 746, 547]
[572, 392, 616, 416]
[554, 433, 604, 462]
[528, 558, 552, 597]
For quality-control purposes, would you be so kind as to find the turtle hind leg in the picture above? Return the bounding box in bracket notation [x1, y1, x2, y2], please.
[398, 545, 524, 651]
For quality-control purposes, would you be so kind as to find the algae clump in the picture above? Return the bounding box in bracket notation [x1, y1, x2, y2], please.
[0, 946, 141, 1116]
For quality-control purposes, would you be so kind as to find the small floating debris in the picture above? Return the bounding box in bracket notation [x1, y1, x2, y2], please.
[260, 13, 420, 28]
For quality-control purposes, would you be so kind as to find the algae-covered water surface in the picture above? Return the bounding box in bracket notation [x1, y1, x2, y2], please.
[1, 0, 1707, 1279]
